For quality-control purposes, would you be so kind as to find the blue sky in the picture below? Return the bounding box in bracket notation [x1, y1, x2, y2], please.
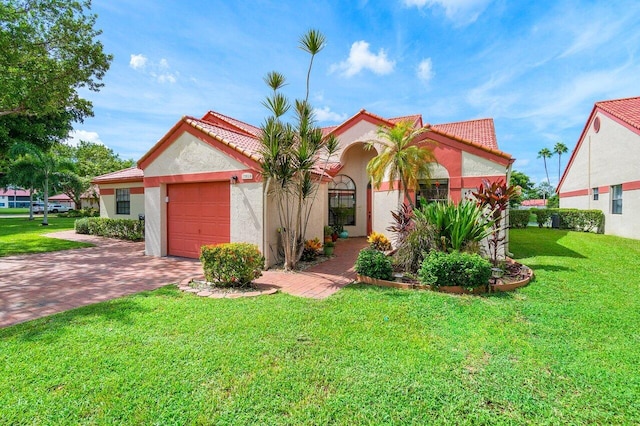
[72, 0, 640, 186]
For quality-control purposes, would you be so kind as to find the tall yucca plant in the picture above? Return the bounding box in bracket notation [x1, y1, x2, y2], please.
[366, 120, 436, 208]
[259, 30, 338, 271]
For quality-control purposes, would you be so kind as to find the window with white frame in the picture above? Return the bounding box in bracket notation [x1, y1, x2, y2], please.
[611, 185, 622, 214]
[592, 187, 599, 201]
[116, 188, 131, 215]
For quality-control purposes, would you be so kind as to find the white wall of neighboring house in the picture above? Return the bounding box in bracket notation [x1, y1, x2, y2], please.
[560, 111, 640, 240]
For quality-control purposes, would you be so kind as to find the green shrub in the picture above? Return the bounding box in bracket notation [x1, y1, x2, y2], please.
[418, 251, 492, 289]
[416, 201, 493, 252]
[509, 210, 530, 228]
[60, 208, 99, 218]
[200, 243, 264, 288]
[75, 218, 90, 234]
[531, 208, 604, 233]
[354, 248, 393, 280]
[75, 217, 144, 241]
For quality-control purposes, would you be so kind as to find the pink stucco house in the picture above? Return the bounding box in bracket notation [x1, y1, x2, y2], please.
[94, 109, 513, 264]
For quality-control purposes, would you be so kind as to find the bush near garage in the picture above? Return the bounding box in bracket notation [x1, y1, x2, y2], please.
[200, 243, 264, 288]
[74, 217, 144, 241]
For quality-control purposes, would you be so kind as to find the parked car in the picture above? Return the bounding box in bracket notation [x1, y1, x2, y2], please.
[32, 203, 71, 214]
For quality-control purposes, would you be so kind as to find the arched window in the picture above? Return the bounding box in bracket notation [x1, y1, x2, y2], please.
[328, 175, 356, 227]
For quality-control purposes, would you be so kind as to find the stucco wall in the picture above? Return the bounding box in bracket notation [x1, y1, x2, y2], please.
[144, 186, 164, 256]
[230, 182, 263, 249]
[373, 190, 401, 245]
[99, 182, 145, 220]
[144, 131, 247, 177]
[560, 112, 640, 239]
[462, 152, 506, 176]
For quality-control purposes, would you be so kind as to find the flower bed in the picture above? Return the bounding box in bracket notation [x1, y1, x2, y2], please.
[357, 258, 533, 294]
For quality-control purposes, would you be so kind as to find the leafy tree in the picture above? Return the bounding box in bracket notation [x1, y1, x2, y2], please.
[366, 120, 436, 208]
[9, 142, 74, 225]
[537, 148, 552, 184]
[0, 112, 73, 177]
[509, 169, 537, 207]
[535, 181, 556, 204]
[259, 29, 339, 271]
[0, 0, 112, 119]
[554, 142, 569, 183]
[52, 140, 134, 208]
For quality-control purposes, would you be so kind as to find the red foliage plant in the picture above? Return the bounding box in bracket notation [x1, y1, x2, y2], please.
[472, 179, 519, 265]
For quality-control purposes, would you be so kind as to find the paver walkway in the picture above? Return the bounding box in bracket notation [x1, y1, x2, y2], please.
[0, 232, 366, 328]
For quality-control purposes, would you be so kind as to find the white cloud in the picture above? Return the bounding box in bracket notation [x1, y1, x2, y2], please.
[130, 55, 177, 84]
[65, 130, 103, 147]
[404, 0, 492, 26]
[417, 58, 434, 82]
[314, 106, 348, 123]
[330, 41, 395, 77]
[129, 54, 148, 70]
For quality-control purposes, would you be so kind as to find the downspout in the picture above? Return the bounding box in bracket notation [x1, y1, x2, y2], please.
[505, 161, 513, 257]
[263, 177, 271, 269]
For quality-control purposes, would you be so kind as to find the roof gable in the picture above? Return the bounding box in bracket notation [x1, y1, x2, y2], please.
[558, 96, 640, 192]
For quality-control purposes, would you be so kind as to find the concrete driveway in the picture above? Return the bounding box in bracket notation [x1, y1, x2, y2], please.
[0, 231, 203, 328]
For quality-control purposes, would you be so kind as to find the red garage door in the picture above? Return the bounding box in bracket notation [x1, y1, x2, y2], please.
[167, 181, 230, 258]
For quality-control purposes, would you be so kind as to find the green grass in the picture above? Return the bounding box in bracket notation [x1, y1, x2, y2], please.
[0, 217, 92, 256]
[0, 207, 30, 214]
[1, 228, 639, 424]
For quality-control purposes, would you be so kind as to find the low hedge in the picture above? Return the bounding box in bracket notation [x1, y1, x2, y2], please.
[74, 217, 144, 241]
[60, 208, 99, 218]
[200, 243, 264, 288]
[509, 210, 530, 229]
[531, 208, 604, 233]
[354, 248, 393, 280]
[418, 251, 492, 289]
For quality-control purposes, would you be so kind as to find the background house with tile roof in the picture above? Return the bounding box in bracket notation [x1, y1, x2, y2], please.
[558, 96, 640, 239]
[93, 109, 513, 265]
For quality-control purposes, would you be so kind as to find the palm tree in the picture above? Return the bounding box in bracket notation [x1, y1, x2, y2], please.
[9, 142, 74, 225]
[537, 148, 553, 184]
[366, 120, 437, 208]
[5, 156, 43, 221]
[554, 142, 568, 184]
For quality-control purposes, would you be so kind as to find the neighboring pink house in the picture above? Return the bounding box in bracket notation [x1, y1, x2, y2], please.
[558, 96, 640, 239]
[0, 188, 32, 208]
[520, 199, 547, 209]
[48, 193, 75, 208]
[95, 109, 513, 262]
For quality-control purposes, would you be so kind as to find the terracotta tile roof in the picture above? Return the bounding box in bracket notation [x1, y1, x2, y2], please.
[92, 167, 144, 184]
[201, 111, 262, 137]
[0, 188, 31, 197]
[185, 117, 263, 162]
[388, 114, 423, 127]
[49, 193, 72, 201]
[521, 199, 547, 207]
[430, 118, 498, 150]
[595, 96, 640, 131]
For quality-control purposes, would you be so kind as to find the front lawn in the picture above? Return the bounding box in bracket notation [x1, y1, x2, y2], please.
[1, 228, 638, 424]
[0, 207, 30, 215]
[0, 217, 92, 257]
